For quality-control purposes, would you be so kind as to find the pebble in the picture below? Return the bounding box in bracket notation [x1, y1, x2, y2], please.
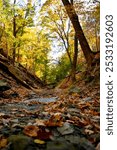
[57, 122, 74, 135]
[82, 97, 92, 101]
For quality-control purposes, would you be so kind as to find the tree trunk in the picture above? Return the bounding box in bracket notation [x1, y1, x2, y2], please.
[71, 33, 78, 82]
[12, 0, 17, 65]
[61, 0, 94, 66]
[12, 16, 16, 65]
[70, 0, 78, 82]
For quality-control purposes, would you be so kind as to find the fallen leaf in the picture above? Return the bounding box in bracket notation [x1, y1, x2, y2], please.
[35, 119, 45, 126]
[84, 129, 94, 135]
[37, 127, 52, 140]
[23, 125, 39, 137]
[0, 113, 5, 117]
[45, 113, 63, 127]
[34, 139, 45, 144]
[0, 138, 7, 148]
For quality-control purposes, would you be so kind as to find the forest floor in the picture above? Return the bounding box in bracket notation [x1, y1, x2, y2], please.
[0, 71, 100, 150]
[0, 54, 100, 150]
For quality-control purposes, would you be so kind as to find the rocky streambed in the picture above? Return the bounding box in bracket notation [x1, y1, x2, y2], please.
[0, 91, 99, 150]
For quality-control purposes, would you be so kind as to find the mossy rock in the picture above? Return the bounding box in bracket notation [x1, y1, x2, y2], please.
[8, 135, 35, 150]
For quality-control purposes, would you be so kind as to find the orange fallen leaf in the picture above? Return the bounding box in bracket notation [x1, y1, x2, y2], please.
[0, 138, 7, 148]
[35, 119, 45, 126]
[45, 113, 63, 127]
[23, 125, 39, 137]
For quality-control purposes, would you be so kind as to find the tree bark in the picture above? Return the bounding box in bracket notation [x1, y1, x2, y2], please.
[70, 0, 78, 82]
[12, 0, 17, 65]
[61, 0, 94, 66]
[71, 33, 78, 82]
[12, 15, 16, 65]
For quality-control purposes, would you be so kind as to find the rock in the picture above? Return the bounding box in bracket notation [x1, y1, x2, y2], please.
[24, 97, 58, 103]
[64, 135, 95, 150]
[10, 92, 19, 98]
[8, 135, 37, 150]
[26, 91, 38, 99]
[0, 126, 11, 136]
[47, 140, 75, 150]
[64, 135, 81, 144]
[67, 108, 80, 113]
[82, 97, 92, 101]
[67, 108, 80, 117]
[51, 128, 60, 137]
[57, 122, 74, 135]
[73, 126, 85, 137]
[0, 79, 11, 92]
[96, 142, 100, 150]
[78, 141, 95, 150]
[38, 97, 58, 103]
[10, 119, 19, 124]
[68, 86, 81, 94]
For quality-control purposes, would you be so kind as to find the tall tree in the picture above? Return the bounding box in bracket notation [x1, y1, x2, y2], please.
[40, 0, 73, 66]
[61, 0, 94, 66]
[82, 1, 100, 52]
[70, 0, 78, 82]
[0, 0, 35, 64]
[12, 0, 17, 64]
[40, 0, 84, 82]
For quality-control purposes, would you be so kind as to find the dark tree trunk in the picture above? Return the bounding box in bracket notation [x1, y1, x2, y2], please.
[61, 0, 94, 66]
[70, 0, 78, 82]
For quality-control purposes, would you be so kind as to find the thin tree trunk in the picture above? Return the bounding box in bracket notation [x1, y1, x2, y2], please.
[12, 0, 17, 65]
[53, 20, 72, 66]
[70, 0, 78, 82]
[61, 0, 94, 66]
[12, 16, 16, 65]
[71, 33, 78, 82]
[94, 23, 99, 51]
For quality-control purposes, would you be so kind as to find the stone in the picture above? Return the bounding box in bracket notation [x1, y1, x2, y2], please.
[0, 79, 11, 92]
[64, 135, 95, 150]
[8, 135, 36, 150]
[67, 108, 81, 117]
[68, 86, 81, 94]
[46, 140, 75, 150]
[57, 122, 74, 135]
[10, 92, 19, 98]
[96, 143, 100, 150]
[82, 97, 92, 101]
[0, 126, 11, 136]
[26, 91, 38, 99]
[64, 135, 81, 144]
[67, 108, 80, 113]
[24, 97, 58, 103]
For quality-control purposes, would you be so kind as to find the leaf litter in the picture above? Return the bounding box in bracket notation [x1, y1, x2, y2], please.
[0, 82, 99, 150]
